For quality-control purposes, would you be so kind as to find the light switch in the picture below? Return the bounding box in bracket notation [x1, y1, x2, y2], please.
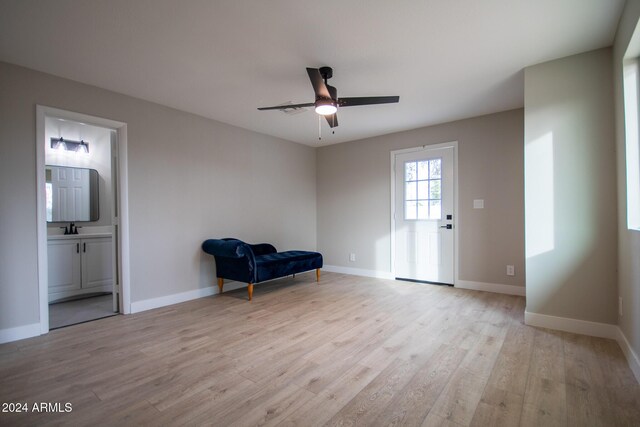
[473, 199, 484, 209]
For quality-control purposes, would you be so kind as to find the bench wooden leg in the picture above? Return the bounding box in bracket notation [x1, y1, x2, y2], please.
[316, 268, 320, 283]
[217, 278, 224, 293]
[247, 283, 254, 301]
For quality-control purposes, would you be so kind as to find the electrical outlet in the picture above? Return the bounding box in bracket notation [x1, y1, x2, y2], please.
[506, 265, 515, 276]
[619, 297, 623, 317]
[349, 253, 356, 262]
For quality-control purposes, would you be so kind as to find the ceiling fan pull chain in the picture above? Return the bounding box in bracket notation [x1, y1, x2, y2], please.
[318, 115, 322, 140]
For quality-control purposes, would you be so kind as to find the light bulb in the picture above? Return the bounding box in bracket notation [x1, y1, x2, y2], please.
[54, 138, 67, 151]
[77, 141, 89, 154]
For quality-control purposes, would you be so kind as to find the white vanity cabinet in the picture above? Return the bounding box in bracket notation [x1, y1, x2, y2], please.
[48, 234, 113, 302]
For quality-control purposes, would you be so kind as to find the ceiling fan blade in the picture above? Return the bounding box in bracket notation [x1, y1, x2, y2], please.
[324, 113, 338, 128]
[326, 84, 338, 100]
[338, 96, 400, 107]
[307, 68, 331, 99]
[257, 102, 314, 111]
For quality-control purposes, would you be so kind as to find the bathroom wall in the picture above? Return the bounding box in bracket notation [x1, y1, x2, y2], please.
[45, 117, 113, 228]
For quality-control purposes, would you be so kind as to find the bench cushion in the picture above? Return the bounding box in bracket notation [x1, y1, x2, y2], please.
[255, 251, 323, 283]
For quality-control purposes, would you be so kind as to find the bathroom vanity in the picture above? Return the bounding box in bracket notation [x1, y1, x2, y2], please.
[45, 164, 114, 303]
[47, 231, 113, 303]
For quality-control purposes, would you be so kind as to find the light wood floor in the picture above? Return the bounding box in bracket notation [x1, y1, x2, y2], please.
[1, 272, 638, 426]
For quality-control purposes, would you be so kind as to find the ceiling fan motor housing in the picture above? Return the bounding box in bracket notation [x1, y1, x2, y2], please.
[319, 66, 333, 80]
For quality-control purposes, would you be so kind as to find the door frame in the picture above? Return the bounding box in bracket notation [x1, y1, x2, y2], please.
[390, 141, 459, 284]
[36, 105, 132, 334]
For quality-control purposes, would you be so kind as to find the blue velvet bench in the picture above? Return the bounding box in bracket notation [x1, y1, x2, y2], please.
[202, 238, 323, 301]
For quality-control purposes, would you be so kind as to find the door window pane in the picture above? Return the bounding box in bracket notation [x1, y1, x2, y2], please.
[404, 158, 443, 221]
[430, 159, 441, 178]
[417, 181, 429, 199]
[405, 182, 417, 200]
[417, 201, 429, 219]
[405, 162, 417, 181]
[430, 200, 442, 219]
[405, 201, 417, 220]
[418, 161, 429, 180]
[430, 180, 441, 199]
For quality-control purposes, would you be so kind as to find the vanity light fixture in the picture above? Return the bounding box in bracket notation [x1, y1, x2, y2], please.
[77, 140, 89, 154]
[50, 137, 90, 154]
[53, 137, 67, 151]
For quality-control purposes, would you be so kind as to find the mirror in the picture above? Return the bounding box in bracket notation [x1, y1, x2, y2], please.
[46, 166, 99, 222]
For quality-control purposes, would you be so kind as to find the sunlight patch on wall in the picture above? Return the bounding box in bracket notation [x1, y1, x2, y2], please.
[525, 131, 555, 258]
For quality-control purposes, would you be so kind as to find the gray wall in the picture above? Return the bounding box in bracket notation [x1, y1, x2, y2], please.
[614, 0, 640, 363]
[317, 109, 525, 288]
[524, 48, 617, 324]
[0, 61, 316, 330]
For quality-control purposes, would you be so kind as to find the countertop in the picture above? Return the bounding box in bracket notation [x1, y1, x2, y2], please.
[48, 232, 112, 240]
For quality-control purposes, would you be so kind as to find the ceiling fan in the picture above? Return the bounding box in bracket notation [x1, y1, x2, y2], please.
[257, 67, 400, 129]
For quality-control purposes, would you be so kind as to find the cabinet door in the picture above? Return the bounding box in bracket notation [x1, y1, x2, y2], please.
[81, 237, 113, 289]
[47, 240, 81, 295]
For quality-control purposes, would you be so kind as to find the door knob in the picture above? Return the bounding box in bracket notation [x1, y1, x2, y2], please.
[440, 224, 453, 229]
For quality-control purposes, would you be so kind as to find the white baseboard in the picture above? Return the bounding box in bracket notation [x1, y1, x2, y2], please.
[456, 280, 526, 296]
[322, 268, 524, 297]
[323, 265, 394, 280]
[129, 271, 322, 314]
[524, 311, 618, 339]
[0, 322, 41, 344]
[617, 327, 640, 383]
[130, 281, 247, 313]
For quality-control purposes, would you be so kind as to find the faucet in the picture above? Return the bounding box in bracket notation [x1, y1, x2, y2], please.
[59, 222, 81, 235]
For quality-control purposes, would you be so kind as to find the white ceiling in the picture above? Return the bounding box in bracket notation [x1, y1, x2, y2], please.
[0, 0, 625, 146]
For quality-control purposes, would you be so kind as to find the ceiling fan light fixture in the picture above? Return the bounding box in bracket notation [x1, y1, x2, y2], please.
[315, 99, 337, 116]
[257, 66, 399, 132]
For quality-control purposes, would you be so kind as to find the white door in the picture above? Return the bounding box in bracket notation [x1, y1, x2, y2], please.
[51, 167, 90, 221]
[394, 146, 455, 284]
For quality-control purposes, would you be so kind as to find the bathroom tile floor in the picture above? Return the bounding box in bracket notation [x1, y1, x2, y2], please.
[49, 294, 117, 329]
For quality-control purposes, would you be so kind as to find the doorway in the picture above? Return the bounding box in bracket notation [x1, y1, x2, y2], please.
[36, 106, 131, 333]
[391, 143, 457, 285]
